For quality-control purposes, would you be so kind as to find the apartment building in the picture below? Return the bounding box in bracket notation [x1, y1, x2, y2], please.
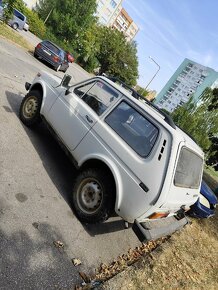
[111, 7, 139, 41]
[96, 0, 123, 26]
[155, 58, 218, 113]
[96, 0, 139, 41]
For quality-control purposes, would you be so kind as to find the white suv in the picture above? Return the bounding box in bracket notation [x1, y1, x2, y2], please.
[19, 72, 204, 241]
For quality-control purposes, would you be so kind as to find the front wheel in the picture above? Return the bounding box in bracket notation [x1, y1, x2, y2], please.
[19, 90, 42, 127]
[72, 168, 115, 223]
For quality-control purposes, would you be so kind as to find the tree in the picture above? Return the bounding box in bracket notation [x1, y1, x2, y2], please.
[96, 26, 138, 86]
[136, 86, 149, 98]
[36, 0, 96, 47]
[2, 0, 17, 22]
[171, 87, 218, 170]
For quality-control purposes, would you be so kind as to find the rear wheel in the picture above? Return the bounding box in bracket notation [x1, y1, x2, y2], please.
[19, 90, 42, 127]
[56, 64, 61, 72]
[12, 23, 18, 30]
[72, 168, 115, 223]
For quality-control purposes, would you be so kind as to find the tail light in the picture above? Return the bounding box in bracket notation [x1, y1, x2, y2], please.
[53, 56, 59, 62]
[36, 43, 42, 49]
[148, 212, 169, 219]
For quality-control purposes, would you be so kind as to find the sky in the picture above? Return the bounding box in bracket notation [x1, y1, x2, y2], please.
[122, 0, 218, 93]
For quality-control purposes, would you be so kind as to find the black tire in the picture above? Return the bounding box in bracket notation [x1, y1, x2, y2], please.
[72, 168, 115, 223]
[12, 23, 18, 30]
[19, 90, 42, 127]
[55, 64, 61, 72]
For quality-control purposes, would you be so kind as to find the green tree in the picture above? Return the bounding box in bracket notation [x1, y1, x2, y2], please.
[2, 0, 17, 22]
[171, 87, 218, 169]
[137, 86, 149, 98]
[36, 0, 96, 47]
[96, 26, 138, 86]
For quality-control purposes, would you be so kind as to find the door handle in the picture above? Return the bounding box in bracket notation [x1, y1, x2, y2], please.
[85, 115, 93, 123]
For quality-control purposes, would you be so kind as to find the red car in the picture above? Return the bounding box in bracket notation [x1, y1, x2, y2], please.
[66, 52, 75, 63]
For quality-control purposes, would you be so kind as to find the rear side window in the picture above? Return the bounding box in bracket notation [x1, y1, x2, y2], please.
[105, 101, 159, 157]
[174, 147, 203, 189]
[43, 41, 60, 55]
[14, 9, 24, 21]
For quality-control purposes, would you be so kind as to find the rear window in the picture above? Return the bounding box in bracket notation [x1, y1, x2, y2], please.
[43, 41, 60, 55]
[105, 101, 159, 157]
[174, 147, 203, 189]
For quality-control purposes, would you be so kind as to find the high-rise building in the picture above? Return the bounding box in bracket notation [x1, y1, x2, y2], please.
[110, 8, 139, 41]
[155, 58, 218, 113]
[96, 0, 123, 26]
[96, 0, 139, 41]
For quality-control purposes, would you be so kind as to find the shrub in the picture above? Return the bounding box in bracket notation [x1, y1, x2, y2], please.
[23, 8, 46, 39]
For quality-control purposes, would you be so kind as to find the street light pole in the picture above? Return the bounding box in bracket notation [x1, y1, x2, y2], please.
[145, 56, 160, 89]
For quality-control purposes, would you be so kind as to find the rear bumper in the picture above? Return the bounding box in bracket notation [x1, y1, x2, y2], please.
[188, 200, 215, 218]
[132, 215, 189, 242]
[34, 48, 60, 68]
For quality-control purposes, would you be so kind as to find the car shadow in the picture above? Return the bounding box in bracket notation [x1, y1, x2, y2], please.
[5, 90, 128, 237]
[0, 211, 81, 288]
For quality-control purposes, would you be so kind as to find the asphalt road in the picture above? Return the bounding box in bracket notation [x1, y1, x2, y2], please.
[0, 32, 140, 289]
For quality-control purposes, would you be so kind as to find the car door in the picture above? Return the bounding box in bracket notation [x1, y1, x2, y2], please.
[46, 79, 120, 151]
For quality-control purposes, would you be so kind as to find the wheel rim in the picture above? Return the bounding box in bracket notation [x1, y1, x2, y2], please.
[13, 23, 18, 30]
[76, 178, 103, 214]
[22, 95, 39, 119]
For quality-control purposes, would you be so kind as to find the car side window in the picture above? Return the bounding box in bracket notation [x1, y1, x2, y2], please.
[14, 9, 24, 21]
[105, 101, 159, 157]
[74, 81, 120, 116]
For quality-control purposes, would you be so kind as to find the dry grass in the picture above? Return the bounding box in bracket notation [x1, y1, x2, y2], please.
[104, 211, 218, 290]
[0, 22, 33, 51]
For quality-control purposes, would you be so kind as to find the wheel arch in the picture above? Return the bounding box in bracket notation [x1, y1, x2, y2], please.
[78, 155, 122, 212]
[28, 82, 47, 114]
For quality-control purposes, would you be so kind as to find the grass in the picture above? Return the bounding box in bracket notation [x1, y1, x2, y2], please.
[104, 211, 218, 290]
[204, 166, 218, 183]
[0, 22, 33, 51]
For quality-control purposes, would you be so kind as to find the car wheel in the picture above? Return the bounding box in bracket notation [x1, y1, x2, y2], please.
[56, 64, 61, 72]
[72, 168, 115, 223]
[19, 90, 42, 128]
[12, 23, 18, 30]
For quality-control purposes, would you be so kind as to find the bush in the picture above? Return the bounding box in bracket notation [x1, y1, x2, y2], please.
[23, 8, 46, 39]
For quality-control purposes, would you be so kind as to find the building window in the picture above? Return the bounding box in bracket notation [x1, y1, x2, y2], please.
[110, 0, 117, 8]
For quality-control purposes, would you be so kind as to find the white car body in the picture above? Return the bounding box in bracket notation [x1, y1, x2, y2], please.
[22, 71, 204, 240]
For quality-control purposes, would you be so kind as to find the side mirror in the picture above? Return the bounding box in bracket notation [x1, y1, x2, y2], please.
[61, 74, 72, 88]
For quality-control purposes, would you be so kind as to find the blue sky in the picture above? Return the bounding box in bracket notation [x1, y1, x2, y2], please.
[122, 0, 218, 93]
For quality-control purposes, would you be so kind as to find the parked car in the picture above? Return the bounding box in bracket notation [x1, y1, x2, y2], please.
[19, 72, 204, 242]
[34, 40, 69, 72]
[0, 6, 27, 30]
[23, 21, 29, 31]
[188, 180, 217, 218]
[66, 52, 75, 63]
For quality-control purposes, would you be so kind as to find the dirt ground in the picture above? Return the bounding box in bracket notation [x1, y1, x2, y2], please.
[103, 209, 218, 290]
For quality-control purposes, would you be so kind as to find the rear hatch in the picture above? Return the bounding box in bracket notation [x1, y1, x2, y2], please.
[40, 41, 61, 63]
[162, 144, 204, 209]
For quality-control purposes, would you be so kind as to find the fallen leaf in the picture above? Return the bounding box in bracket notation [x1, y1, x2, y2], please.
[72, 258, 82, 266]
[53, 241, 64, 248]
